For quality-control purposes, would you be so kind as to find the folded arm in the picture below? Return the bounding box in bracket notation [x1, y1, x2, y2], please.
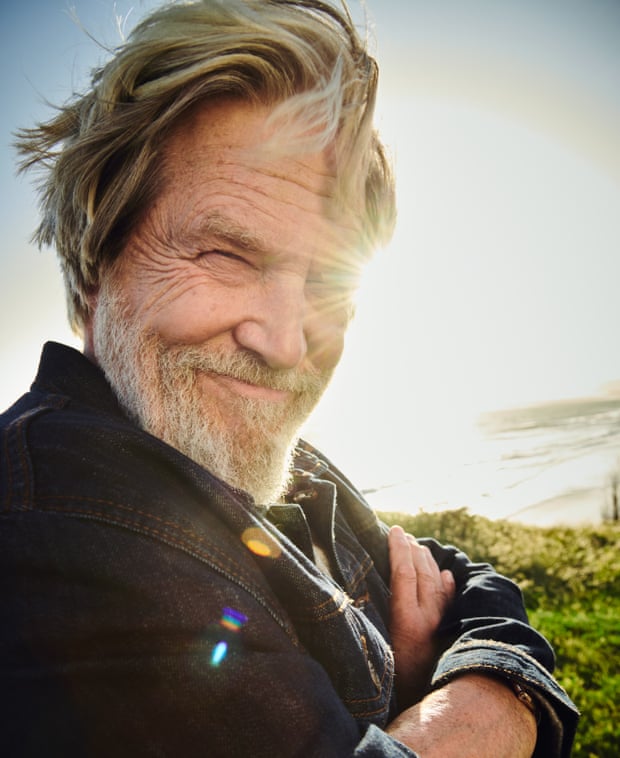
[385, 524, 577, 758]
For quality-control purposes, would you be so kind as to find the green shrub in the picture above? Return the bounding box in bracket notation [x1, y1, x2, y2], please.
[378, 509, 620, 757]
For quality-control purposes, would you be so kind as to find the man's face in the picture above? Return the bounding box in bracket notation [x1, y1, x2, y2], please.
[90, 99, 361, 503]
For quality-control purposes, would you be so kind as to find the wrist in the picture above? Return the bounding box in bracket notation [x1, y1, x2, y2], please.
[387, 674, 538, 758]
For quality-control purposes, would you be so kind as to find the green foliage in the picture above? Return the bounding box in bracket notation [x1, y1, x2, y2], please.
[379, 509, 620, 758]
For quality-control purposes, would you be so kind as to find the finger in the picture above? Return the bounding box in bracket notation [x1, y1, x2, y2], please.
[408, 541, 455, 618]
[390, 528, 453, 617]
[409, 538, 440, 582]
[407, 535, 455, 604]
[388, 526, 420, 619]
[441, 569, 456, 601]
[389, 525, 414, 572]
[402, 537, 439, 604]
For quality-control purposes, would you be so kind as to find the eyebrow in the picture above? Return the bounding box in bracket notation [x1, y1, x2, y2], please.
[188, 213, 272, 258]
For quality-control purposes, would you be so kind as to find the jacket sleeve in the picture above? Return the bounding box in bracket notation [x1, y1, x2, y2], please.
[419, 537, 579, 758]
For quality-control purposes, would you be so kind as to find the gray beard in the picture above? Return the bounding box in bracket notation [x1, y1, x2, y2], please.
[92, 287, 330, 504]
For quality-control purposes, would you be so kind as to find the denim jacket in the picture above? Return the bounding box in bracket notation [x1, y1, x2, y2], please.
[0, 343, 578, 756]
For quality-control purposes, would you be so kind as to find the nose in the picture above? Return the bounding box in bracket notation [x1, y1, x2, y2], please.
[233, 279, 308, 370]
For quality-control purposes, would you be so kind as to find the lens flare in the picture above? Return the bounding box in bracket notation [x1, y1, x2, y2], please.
[241, 527, 282, 559]
[211, 641, 228, 666]
[209, 607, 248, 667]
[221, 607, 247, 632]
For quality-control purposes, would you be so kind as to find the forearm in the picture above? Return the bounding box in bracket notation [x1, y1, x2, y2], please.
[389, 535, 579, 755]
[387, 674, 537, 758]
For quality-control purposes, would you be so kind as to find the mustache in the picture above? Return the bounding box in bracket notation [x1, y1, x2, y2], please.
[157, 344, 328, 396]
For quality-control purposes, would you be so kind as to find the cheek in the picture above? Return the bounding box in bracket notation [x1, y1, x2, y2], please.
[133, 279, 243, 346]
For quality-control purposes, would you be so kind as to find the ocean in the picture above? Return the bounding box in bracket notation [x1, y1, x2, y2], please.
[363, 395, 620, 527]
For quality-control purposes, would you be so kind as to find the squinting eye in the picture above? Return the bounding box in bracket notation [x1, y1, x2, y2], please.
[197, 250, 254, 269]
[202, 250, 246, 262]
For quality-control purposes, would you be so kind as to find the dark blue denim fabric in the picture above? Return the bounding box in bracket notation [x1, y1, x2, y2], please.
[0, 343, 578, 756]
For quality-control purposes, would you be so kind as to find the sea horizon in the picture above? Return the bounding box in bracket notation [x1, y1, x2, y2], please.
[363, 394, 620, 528]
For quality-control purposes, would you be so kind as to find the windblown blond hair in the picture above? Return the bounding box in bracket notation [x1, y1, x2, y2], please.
[16, 0, 396, 335]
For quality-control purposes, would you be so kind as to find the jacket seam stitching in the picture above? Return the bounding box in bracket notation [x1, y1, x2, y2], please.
[35, 501, 265, 586]
[37, 493, 259, 575]
[54, 507, 300, 644]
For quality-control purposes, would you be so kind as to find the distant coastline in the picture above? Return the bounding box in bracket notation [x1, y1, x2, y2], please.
[364, 393, 620, 528]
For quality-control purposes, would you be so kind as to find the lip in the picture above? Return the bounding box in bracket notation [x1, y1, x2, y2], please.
[203, 371, 291, 402]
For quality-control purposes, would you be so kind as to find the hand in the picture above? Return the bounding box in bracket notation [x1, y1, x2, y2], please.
[388, 525, 455, 705]
[386, 673, 538, 758]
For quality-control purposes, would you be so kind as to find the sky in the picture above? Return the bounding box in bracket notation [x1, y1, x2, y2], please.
[1, 0, 620, 495]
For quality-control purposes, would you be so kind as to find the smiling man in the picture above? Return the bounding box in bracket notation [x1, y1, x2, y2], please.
[89, 99, 355, 506]
[1, 1, 577, 756]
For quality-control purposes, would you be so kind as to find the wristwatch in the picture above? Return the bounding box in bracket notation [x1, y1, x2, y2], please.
[510, 680, 541, 724]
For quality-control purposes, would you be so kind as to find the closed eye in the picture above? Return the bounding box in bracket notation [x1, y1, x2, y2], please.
[193, 249, 259, 285]
[196, 249, 258, 271]
[200, 249, 247, 263]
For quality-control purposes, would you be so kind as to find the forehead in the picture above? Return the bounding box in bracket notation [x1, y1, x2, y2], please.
[158, 99, 355, 242]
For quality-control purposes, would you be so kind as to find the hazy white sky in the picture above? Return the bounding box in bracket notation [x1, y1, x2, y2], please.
[2, 0, 619, 492]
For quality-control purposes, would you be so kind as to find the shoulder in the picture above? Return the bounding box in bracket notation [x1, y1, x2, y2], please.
[1, 349, 295, 641]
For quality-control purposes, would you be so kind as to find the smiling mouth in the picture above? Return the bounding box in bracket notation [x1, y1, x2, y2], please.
[203, 371, 292, 402]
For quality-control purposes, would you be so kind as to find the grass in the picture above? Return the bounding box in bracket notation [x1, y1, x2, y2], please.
[378, 508, 620, 757]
